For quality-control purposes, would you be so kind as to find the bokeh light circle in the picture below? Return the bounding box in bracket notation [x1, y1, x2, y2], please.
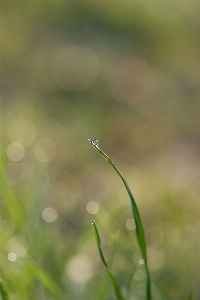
[51, 45, 100, 92]
[86, 201, 99, 214]
[42, 208, 57, 223]
[138, 259, 145, 265]
[67, 254, 94, 284]
[134, 270, 145, 281]
[8, 252, 17, 262]
[34, 138, 57, 162]
[109, 57, 157, 105]
[147, 246, 165, 271]
[126, 218, 136, 230]
[7, 142, 25, 161]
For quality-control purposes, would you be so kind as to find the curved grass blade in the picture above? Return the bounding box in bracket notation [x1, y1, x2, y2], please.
[0, 280, 9, 300]
[89, 139, 152, 300]
[92, 221, 125, 300]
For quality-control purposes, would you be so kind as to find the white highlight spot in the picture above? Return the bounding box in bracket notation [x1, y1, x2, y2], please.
[8, 252, 17, 261]
[7, 142, 25, 161]
[86, 201, 99, 214]
[134, 270, 145, 281]
[34, 138, 57, 162]
[126, 218, 136, 230]
[138, 259, 145, 265]
[67, 254, 94, 283]
[42, 208, 57, 223]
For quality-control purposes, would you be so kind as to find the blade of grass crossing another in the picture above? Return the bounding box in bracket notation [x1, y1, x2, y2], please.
[89, 139, 152, 300]
[92, 221, 125, 300]
[0, 280, 9, 300]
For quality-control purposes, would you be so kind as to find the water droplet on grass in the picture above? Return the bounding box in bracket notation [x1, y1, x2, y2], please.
[88, 139, 99, 146]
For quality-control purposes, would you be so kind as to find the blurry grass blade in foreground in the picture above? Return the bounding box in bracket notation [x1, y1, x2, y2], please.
[25, 258, 65, 300]
[187, 290, 194, 300]
[89, 139, 152, 300]
[0, 280, 9, 300]
[92, 221, 125, 300]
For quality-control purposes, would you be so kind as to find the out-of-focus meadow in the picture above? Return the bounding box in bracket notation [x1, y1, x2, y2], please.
[1, 1, 200, 299]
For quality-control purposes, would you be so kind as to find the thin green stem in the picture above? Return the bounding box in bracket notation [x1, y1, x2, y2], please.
[92, 221, 125, 300]
[89, 139, 152, 300]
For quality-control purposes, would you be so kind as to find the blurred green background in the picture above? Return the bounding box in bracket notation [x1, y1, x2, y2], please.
[1, 1, 200, 299]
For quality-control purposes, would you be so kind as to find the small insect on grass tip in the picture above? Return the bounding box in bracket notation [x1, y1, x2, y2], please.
[88, 139, 99, 147]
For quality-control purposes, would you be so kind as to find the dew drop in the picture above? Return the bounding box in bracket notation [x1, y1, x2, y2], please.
[88, 139, 99, 146]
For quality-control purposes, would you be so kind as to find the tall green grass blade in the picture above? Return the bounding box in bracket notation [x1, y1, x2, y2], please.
[89, 139, 152, 300]
[0, 280, 9, 300]
[92, 221, 125, 300]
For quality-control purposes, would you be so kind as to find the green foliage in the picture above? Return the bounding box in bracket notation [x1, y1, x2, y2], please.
[0, 280, 9, 300]
[92, 221, 125, 300]
[187, 290, 194, 300]
[89, 139, 152, 300]
[1, 1, 200, 299]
